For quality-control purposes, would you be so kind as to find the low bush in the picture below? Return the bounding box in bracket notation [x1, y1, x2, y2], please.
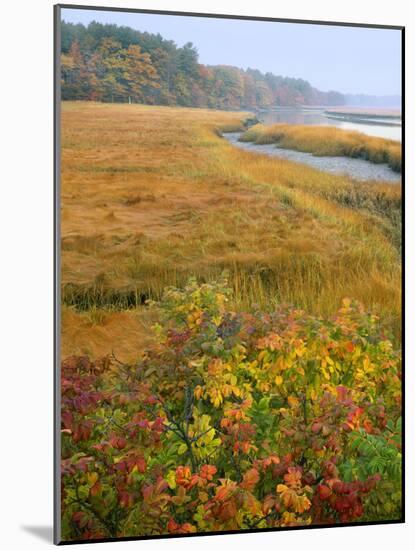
[61, 277, 401, 540]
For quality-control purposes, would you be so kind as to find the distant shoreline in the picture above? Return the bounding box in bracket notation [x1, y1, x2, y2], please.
[254, 106, 401, 117]
[324, 108, 401, 119]
[325, 114, 401, 128]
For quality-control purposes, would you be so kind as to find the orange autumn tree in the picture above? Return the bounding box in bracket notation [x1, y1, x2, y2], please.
[120, 44, 160, 102]
[61, 37, 160, 102]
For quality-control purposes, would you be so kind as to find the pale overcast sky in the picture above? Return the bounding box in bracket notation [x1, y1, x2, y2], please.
[61, 8, 402, 96]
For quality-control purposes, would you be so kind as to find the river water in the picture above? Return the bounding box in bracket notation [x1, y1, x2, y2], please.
[258, 108, 402, 142]
[223, 132, 401, 182]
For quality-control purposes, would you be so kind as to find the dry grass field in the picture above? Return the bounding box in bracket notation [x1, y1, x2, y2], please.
[61, 102, 401, 361]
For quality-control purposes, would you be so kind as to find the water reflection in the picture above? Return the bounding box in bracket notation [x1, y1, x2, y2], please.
[258, 109, 401, 142]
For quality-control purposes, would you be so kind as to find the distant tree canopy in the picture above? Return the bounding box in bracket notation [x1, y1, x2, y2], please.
[61, 21, 346, 108]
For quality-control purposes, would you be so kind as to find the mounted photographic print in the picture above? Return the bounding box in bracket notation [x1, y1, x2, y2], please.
[54, 4, 404, 544]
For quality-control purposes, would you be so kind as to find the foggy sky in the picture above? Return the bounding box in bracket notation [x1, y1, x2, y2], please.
[61, 8, 402, 96]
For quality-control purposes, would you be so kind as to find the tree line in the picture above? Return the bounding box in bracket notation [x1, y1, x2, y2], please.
[61, 21, 346, 108]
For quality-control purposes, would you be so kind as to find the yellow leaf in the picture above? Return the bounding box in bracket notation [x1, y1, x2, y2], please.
[213, 395, 222, 408]
[166, 470, 176, 489]
[258, 350, 267, 362]
[363, 356, 373, 372]
[296, 347, 306, 357]
[87, 472, 99, 486]
[194, 385, 203, 400]
[352, 346, 361, 361]
[232, 386, 241, 397]
[294, 495, 311, 513]
[177, 443, 187, 455]
[275, 375, 283, 386]
[287, 396, 299, 408]
[322, 368, 330, 380]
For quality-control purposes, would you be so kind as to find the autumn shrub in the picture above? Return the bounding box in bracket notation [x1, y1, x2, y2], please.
[61, 276, 401, 540]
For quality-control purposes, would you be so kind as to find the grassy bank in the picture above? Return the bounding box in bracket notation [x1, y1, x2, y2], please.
[61, 102, 401, 360]
[239, 123, 402, 172]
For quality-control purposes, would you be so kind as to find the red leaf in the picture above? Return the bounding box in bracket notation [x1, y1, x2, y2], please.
[317, 485, 332, 500]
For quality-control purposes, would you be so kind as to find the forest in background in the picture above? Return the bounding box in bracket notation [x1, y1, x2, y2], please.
[61, 21, 347, 108]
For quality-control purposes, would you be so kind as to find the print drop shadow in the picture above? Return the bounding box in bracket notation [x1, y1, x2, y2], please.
[21, 525, 53, 543]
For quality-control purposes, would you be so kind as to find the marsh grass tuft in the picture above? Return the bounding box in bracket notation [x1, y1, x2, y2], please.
[239, 123, 402, 172]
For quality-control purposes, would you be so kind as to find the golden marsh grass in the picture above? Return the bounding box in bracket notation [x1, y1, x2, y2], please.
[239, 123, 401, 171]
[61, 102, 401, 360]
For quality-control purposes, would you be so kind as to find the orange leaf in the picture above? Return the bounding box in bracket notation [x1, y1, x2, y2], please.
[240, 468, 260, 490]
